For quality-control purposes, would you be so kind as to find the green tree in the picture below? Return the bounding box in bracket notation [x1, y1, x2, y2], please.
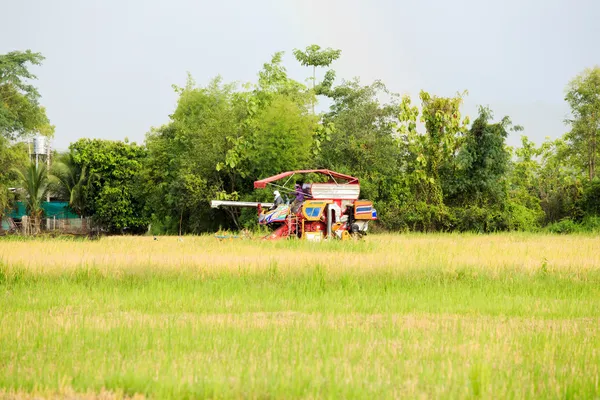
[537, 138, 584, 223]
[565, 67, 600, 180]
[293, 45, 341, 112]
[12, 162, 48, 234]
[506, 136, 545, 229]
[231, 94, 315, 179]
[0, 137, 27, 228]
[144, 52, 319, 232]
[320, 80, 406, 202]
[448, 107, 512, 207]
[0, 50, 52, 229]
[50, 153, 92, 218]
[0, 50, 53, 139]
[69, 139, 149, 234]
[398, 91, 469, 206]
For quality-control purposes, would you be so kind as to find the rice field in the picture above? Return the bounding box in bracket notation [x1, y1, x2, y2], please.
[0, 233, 599, 399]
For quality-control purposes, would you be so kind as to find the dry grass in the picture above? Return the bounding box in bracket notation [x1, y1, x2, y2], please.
[2, 233, 600, 275]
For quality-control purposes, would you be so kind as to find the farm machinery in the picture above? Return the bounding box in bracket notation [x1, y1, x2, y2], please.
[211, 169, 377, 241]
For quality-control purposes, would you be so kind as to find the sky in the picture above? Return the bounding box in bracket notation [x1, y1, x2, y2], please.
[1, 0, 599, 151]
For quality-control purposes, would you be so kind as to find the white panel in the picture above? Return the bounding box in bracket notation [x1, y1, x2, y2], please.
[309, 184, 360, 200]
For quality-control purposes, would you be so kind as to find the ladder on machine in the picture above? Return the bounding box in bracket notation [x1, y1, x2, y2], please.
[287, 214, 300, 238]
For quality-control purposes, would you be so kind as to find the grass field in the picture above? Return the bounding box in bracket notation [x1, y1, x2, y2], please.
[1, 233, 599, 399]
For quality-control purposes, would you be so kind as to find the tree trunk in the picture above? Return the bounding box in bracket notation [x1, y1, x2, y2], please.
[591, 125, 597, 180]
[312, 65, 316, 115]
[179, 210, 183, 237]
[33, 215, 41, 235]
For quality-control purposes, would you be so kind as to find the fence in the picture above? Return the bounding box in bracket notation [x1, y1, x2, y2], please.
[2, 202, 92, 236]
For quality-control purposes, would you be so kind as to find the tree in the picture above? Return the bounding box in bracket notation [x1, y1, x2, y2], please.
[230, 94, 315, 179]
[398, 91, 469, 206]
[51, 153, 92, 218]
[0, 136, 27, 229]
[13, 162, 48, 234]
[293, 45, 341, 113]
[505, 136, 545, 229]
[69, 139, 149, 234]
[537, 138, 583, 223]
[565, 67, 600, 180]
[0, 50, 53, 139]
[0, 50, 52, 230]
[447, 107, 512, 208]
[320, 80, 405, 199]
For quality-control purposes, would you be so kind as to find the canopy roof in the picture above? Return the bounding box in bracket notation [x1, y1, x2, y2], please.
[254, 169, 359, 189]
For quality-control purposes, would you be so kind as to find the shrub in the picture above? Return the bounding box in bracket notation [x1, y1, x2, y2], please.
[546, 219, 580, 234]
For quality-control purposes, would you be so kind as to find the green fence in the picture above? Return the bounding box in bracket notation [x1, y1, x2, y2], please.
[2, 202, 79, 230]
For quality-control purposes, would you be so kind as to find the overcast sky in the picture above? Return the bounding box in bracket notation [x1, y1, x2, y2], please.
[2, 0, 599, 151]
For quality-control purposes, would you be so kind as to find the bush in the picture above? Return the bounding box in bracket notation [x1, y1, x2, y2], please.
[450, 206, 508, 233]
[546, 216, 600, 234]
[580, 215, 600, 232]
[579, 178, 600, 216]
[378, 201, 453, 232]
[546, 219, 580, 234]
[506, 201, 543, 231]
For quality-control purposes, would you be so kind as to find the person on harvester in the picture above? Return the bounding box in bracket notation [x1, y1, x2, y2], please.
[270, 190, 284, 210]
[291, 183, 304, 213]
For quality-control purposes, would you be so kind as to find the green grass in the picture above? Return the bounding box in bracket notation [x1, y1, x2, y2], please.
[1, 261, 599, 399]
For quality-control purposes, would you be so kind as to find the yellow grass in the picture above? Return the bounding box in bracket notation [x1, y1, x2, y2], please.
[1, 233, 599, 275]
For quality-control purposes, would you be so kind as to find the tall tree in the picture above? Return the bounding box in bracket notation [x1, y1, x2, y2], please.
[293, 45, 341, 113]
[398, 91, 469, 206]
[0, 50, 53, 139]
[565, 66, 600, 180]
[0, 50, 51, 228]
[447, 107, 512, 208]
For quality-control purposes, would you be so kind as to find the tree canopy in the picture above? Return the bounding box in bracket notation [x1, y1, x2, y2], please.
[3, 48, 600, 235]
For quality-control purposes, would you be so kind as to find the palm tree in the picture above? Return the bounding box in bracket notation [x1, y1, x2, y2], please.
[13, 162, 49, 234]
[51, 153, 89, 218]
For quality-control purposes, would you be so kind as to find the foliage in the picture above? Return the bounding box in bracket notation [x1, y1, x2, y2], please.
[446, 107, 511, 208]
[50, 153, 92, 217]
[0, 137, 27, 223]
[293, 44, 341, 91]
[319, 80, 406, 206]
[397, 91, 470, 207]
[145, 53, 317, 233]
[537, 138, 584, 223]
[0, 50, 53, 139]
[12, 162, 49, 233]
[68, 139, 148, 233]
[293, 45, 341, 113]
[564, 66, 600, 180]
[6, 46, 600, 235]
[579, 178, 600, 216]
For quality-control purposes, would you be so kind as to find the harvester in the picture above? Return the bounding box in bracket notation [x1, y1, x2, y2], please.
[210, 169, 377, 241]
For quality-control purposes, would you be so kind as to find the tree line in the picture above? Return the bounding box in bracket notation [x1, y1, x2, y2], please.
[1, 47, 599, 234]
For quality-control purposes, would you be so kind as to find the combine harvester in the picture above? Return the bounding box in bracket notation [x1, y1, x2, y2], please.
[211, 169, 377, 241]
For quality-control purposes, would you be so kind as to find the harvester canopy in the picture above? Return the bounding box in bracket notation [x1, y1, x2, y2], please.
[253, 169, 359, 189]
